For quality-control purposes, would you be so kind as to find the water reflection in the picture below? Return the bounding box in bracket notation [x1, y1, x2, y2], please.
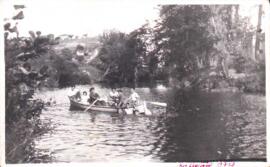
[33, 86, 266, 162]
[152, 91, 266, 162]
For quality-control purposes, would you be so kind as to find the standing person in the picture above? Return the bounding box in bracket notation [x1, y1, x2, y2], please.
[88, 87, 100, 104]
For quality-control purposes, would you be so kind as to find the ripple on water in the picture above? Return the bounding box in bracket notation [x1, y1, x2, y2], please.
[33, 87, 266, 162]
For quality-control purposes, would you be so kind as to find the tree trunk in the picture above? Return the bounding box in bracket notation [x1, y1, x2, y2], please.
[255, 5, 263, 61]
[222, 56, 229, 78]
[134, 66, 138, 88]
[100, 65, 111, 80]
[233, 5, 239, 40]
[234, 5, 239, 24]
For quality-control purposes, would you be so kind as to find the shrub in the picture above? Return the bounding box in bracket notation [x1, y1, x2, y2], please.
[5, 8, 57, 161]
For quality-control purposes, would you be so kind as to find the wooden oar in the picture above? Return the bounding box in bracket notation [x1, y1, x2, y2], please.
[83, 99, 99, 112]
[147, 101, 167, 107]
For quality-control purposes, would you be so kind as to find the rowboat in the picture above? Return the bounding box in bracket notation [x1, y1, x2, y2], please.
[69, 96, 119, 113]
[69, 96, 167, 115]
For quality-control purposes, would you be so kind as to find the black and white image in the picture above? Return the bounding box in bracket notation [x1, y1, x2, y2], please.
[3, 0, 266, 163]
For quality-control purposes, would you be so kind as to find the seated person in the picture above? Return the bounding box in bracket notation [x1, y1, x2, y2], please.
[88, 87, 100, 104]
[128, 88, 140, 107]
[115, 89, 125, 109]
[68, 86, 81, 101]
[81, 91, 89, 104]
[108, 88, 119, 106]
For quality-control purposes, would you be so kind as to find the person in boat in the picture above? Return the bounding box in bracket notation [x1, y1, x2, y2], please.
[108, 88, 119, 106]
[128, 88, 140, 107]
[46, 97, 56, 106]
[88, 87, 100, 104]
[116, 89, 125, 109]
[68, 86, 81, 100]
[81, 91, 89, 104]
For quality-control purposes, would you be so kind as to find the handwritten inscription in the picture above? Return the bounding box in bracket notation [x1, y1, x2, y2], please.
[179, 162, 235, 167]
[217, 162, 235, 167]
[179, 162, 212, 167]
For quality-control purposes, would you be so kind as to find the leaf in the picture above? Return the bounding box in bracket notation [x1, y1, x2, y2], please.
[4, 22, 11, 30]
[12, 11, 24, 20]
[14, 5, 26, 10]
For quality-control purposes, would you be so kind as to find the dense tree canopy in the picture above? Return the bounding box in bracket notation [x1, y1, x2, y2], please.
[92, 30, 147, 86]
[94, 5, 265, 92]
[152, 5, 219, 80]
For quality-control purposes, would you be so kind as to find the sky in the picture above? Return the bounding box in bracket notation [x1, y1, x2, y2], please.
[3, 0, 160, 37]
[2, 0, 267, 37]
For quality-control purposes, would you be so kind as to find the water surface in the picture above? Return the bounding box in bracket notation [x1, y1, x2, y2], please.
[33, 85, 266, 162]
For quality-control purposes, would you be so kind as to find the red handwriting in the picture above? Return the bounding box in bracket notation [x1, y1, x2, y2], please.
[217, 162, 235, 167]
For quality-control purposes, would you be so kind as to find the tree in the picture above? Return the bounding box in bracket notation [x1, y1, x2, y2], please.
[148, 4, 264, 92]
[5, 5, 58, 162]
[93, 30, 147, 87]
[255, 5, 263, 61]
[152, 5, 218, 82]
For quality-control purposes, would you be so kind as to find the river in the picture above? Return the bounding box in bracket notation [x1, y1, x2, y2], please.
[32, 85, 266, 162]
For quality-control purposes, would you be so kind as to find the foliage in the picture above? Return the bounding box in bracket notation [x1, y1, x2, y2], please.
[151, 5, 219, 81]
[54, 55, 91, 87]
[93, 5, 265, 93]
[18, 45, 95, 88]
[5, 7, 57, 163]
[93, 30, 147, 86]
[232, 59, 265, 93]
[143, 5, 265, 93]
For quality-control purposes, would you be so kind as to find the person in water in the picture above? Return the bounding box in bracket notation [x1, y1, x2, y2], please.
[88, 87, 100, 104]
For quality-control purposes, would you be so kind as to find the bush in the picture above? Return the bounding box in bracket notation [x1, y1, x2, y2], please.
[5, 29, 56, 163]
[52, 53, 92, 87]
[243, 72, 265, 94]
[61, 48, 73, 60]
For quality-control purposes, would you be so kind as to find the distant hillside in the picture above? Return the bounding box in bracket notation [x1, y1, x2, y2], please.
[28, 36, 104, 87]
[53, 37, 100, 51]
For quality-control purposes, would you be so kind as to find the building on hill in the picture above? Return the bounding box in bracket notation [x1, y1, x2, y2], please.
[57, 34, 73, 41]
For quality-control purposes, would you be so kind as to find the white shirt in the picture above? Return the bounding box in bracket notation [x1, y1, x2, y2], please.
[81, 95, 89, 104]
[76, 50, 84, 56]
[68, 88, 79, 97]
[109, 91, 119, 98]
[130, 92, 139, 101]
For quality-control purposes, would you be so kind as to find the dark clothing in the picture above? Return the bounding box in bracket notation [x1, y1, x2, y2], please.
[74, 91, 81, 101]
[88, 92, 100, 104]
[116, 93, 124, 109]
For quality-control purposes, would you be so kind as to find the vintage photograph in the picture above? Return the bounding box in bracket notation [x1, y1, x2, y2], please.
[3, 0, 266, 164]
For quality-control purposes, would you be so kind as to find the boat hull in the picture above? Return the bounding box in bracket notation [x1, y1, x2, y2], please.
[69, 97, 118, 113]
